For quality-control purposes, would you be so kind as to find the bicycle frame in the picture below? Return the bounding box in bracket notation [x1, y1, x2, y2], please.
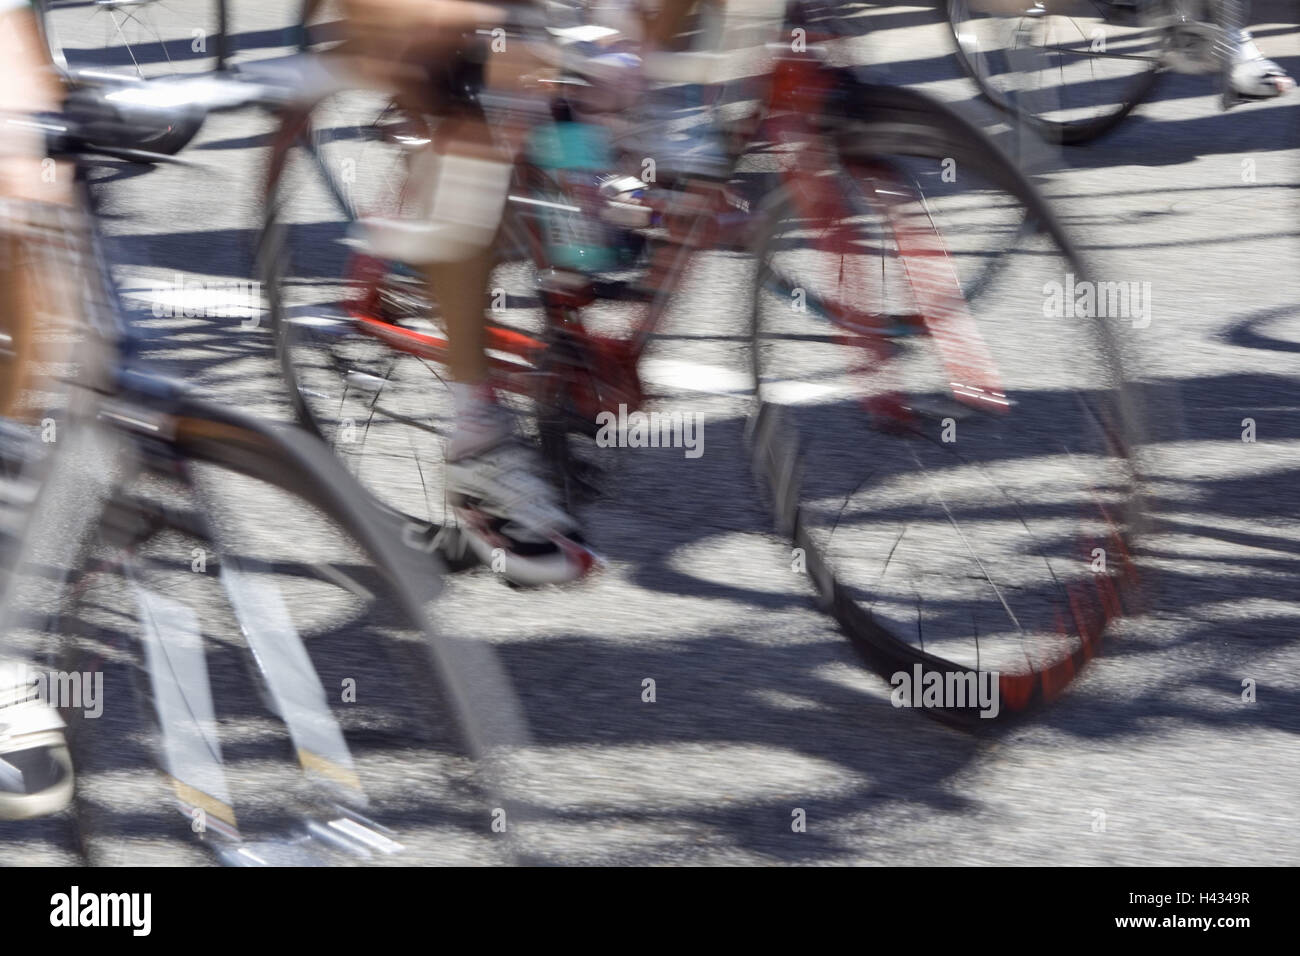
[329, 26, 1010, 437]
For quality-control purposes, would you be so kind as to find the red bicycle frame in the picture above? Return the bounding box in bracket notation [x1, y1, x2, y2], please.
[338, 35, 1009, 435]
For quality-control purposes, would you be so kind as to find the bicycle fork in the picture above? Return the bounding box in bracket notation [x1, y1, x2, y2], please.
[774, 138, 1010, 431]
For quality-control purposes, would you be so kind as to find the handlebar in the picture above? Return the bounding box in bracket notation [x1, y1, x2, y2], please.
[3, 66, 292, 167]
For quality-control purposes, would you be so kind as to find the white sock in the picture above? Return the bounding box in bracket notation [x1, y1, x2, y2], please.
[448, 381, 510, 460]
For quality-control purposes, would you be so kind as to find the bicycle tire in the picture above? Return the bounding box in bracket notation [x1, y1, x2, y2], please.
[36, 0, 230, 78]
[20, 397, 528, 862]
[259, 85, 668, 527]
[945, 0, 1165, 145]
[258, 94, 476, 532]
[750, 80, 1146, 720]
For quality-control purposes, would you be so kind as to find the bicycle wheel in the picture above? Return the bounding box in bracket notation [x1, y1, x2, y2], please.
[750, 83, 1146, 719]
[10, 398, 526, 863]
[946, 0, 1168, 145]
[261, 92, 463, 535]
[261, 84, 671, 530]
[37, 0, 229, 78]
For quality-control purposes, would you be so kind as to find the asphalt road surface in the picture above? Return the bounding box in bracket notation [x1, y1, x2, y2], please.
[2, 0, 1298, 865]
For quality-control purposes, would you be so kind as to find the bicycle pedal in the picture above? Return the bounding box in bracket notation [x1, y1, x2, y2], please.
[428, 524, 481, 573]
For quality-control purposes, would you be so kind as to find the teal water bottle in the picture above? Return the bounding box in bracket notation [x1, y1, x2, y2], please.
[527, 118, 617, 273]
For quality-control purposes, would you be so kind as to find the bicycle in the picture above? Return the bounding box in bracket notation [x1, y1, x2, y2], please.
[0, 87, 527, 862]
[946, 0, 1283, 145]
[256, 0, 1147, 719]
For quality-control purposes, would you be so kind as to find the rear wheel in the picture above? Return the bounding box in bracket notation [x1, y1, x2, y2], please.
[946, 0, 1168, 144]
[261, 85, 677, 528]
[260, 90, 551, 534]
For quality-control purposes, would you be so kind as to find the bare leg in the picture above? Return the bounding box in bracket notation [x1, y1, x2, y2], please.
[0, 8, 72, 421]
[417, 44, 545, 386]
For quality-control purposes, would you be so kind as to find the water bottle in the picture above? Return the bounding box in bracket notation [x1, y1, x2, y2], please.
[527, 109, 618, 273]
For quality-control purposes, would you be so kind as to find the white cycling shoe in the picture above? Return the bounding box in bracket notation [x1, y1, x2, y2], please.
[445, 409, 599, 587]
[1229, 32, 1294, 100]
[0, 662, 74, 820]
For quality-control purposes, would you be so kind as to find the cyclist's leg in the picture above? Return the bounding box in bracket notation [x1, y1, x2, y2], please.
[0, 2, 70, 421]
[342, 0, 596, 583]
[341, 0, 516, 404]
[1227, 1, 1294, 100]
[424, 49, 597, 584]
[0, 232, 40, 420]
[0, 0, 76, 821]
[421, 114, 502, 456]
[430, 35, 542, 402]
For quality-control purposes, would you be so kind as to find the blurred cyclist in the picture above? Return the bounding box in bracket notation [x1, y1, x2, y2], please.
[340, 0, 708, 586]
[0, 0, 715, 818]
[0, 0, 76, 821]
[973, 0, 1294, 99]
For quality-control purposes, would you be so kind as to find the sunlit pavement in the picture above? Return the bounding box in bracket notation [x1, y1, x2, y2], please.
[3, 2, 1298, 864]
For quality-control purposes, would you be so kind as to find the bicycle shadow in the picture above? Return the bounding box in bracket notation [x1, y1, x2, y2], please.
[462, 348, 1300, 861]
[21, 0, 1300, 865]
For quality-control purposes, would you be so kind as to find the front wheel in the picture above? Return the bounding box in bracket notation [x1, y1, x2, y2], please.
[20, 402, 528, 863]
[750, 84, 1146, 719]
